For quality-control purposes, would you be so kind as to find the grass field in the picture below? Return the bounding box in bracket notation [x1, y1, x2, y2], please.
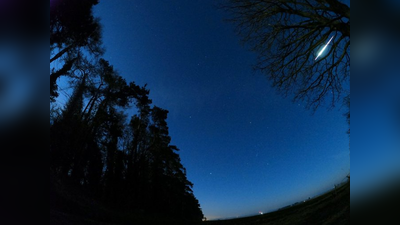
[51, 178, 349, 225]
[204, 181, 350, 225]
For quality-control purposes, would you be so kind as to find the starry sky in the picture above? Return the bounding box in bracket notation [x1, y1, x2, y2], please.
[91, 0, 350, 220]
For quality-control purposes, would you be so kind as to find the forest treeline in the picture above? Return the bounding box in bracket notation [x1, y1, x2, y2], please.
[50, 0, 203, 222]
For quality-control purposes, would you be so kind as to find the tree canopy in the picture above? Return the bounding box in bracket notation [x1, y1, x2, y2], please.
[50, 0, 103, 101]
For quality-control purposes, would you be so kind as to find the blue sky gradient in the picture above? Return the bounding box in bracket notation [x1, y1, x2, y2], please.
[90, 0, 350, 219]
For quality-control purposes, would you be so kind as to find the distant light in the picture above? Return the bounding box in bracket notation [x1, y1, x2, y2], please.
[259, 211, 264, 215]
[315, 36, 335, 60]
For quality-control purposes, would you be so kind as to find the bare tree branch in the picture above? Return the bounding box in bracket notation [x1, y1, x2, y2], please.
[226, 0, 350, 109]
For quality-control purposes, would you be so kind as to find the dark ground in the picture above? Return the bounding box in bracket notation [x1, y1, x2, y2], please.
[50, 175, 349, 225]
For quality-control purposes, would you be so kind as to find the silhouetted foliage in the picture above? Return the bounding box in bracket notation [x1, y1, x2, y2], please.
[225, 0, 350, 111]
[50, 0, 103, 102]
[50, 61, 204, 221]
[50, 1, 203, 222]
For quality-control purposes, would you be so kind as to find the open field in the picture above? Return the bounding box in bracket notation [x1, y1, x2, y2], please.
[204, 181, 350, 225]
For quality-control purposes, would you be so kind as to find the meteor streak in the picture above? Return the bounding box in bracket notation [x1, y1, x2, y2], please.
[315, 36, 334, 60]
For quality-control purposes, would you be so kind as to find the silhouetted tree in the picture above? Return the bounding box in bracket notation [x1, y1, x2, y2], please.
[226, 0, 350, 110]
[85, 138, 103, 196]
[50, 75, 87, 180]
[50, 1, 203, 222]
[147, 107, 204, 220]
[50, 0, 103, 101]
[50, 61, 204, 221]
[123, 84, 152, 210]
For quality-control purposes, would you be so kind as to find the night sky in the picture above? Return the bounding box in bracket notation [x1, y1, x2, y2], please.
[88, 0, 350, 220]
